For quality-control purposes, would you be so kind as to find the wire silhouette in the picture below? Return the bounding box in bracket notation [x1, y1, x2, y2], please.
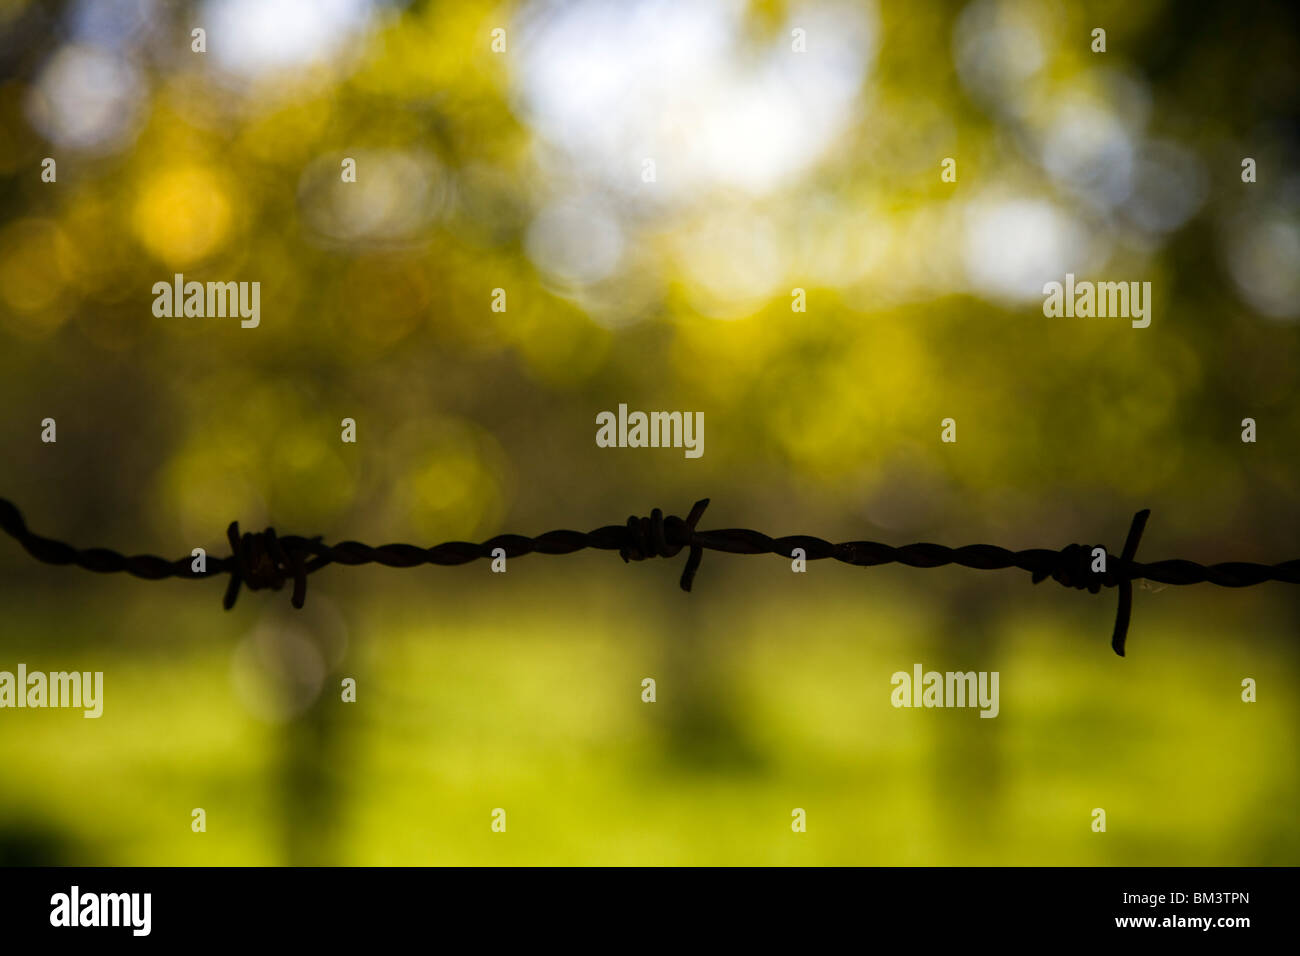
[3, 496, 1298, 656]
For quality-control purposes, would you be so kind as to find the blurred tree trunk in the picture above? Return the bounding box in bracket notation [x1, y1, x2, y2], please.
[931, 576, 1004, 861]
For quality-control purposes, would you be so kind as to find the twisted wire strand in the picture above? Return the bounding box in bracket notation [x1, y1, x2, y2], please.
[3, 496, 1299, 657]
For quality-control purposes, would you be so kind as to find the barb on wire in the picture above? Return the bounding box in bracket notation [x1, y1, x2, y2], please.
[3, 496, 1299, 657]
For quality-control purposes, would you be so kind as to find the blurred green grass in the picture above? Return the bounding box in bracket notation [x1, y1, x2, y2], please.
[1, 563, 1293, 866]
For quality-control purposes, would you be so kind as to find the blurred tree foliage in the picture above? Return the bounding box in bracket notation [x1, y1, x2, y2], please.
[0, 0, 1296, 557]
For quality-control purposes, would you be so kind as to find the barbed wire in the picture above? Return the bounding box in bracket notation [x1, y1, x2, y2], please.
[3, 496, 1298, 657]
